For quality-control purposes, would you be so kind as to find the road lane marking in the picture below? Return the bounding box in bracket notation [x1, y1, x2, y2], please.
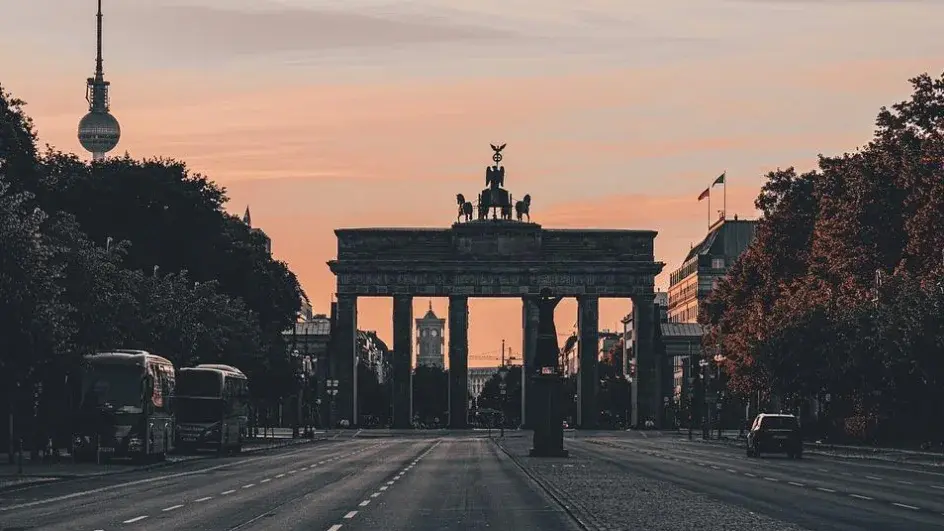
[162, 504, 184, 512]
[387, 481, 395, 485]
[123, 515, 148, 523]
[276, 473, 286, 478]
[328, 525, 343, 531]
[289, 470, 297, 474]
[243, 484, 255, 489]
[380, 486, 388, 491]
[932, 485, 944, 490]
[817, 487, 836, 493]
[727, 469, 736, 473]
[744, 473, 756, 477]
[893, 502, 919, 510]
[261, 478, 271, 483]
[195, 496, 213, 502]
[788, 482, 805, 487]
[896, 480, 913, 485]
[370, 492, 381, 498]
[764, 477, 778, 482]
[817, 468, 829, 473]
[359, 500, 371, 506]
[865, 476, 882, 480]
[222, 489, 236, 495]
[850, 494, 873, 500]
[344, 511, 358, 518]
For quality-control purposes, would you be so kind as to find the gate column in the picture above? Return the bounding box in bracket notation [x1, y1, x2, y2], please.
[631, 294, 659, 428]
[333, 294, 358, 427]
[577, 295, 599, 429]
[521, 297, 539, 428]
[448, 295, 469, 429]
[392, 294, 414, 429]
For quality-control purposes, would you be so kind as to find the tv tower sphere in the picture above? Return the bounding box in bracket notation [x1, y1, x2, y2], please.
[78, 0, 120, 160]
[78, 110, 121, 154]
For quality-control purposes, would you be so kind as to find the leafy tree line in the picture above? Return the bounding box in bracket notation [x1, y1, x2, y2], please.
[0, 85, 304, 451]
[703, 72, 944, 444]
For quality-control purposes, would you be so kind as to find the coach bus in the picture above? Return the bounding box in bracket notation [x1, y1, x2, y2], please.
[73, 350, 176, 462]
[174, 364, 249, 453]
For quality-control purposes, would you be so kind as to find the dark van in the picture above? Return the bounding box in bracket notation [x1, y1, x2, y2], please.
[746, 413, 802, 459]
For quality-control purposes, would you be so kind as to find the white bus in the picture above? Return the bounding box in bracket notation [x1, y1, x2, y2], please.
[174, 364, 249, 453]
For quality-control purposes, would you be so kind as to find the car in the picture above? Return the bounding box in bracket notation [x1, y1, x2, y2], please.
[746, 413, 803, 459]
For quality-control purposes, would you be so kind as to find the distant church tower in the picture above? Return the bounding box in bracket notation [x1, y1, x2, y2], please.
[415, 301, 445, 368]
[242, 205, 272, 255]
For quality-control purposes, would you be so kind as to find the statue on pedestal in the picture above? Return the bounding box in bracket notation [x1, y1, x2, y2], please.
[529, 288, 569, 458]
[455, 143, 532, 223]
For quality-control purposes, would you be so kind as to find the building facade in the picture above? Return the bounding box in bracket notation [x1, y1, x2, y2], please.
[667, 217, 757, 323]
[468, 367, 498, 398]
[358, 330, 391, 383]
[415, 302, 445, 368]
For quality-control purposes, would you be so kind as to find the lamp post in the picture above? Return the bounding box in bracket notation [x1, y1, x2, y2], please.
[699, 358, 709, 440]
[326, 379, 339, 429]
[498, 366, 509, 438]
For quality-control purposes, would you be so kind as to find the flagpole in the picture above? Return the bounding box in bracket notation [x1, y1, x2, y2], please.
[723, 170, 727, 221]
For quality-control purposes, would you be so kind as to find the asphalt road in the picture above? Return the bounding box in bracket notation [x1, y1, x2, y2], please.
[0, 435, 578, 531]
[572, 433, 944, 531]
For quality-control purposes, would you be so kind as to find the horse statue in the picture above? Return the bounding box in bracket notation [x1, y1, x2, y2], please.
[501, 204, 512, 220]
[515, 194, 531, 222]
[456, 193, 473, 222]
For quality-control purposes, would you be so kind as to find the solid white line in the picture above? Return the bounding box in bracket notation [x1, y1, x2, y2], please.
[195, 496, 213, 502]
[162, 504, 184, 512]
[359, 500, 371, 507]
[817, 487, 836, 493]
[344, 511, 358, 519]
[788, 482, 805, 487]
[850, 494, 873, 500]
[123, 515, 149, 523]
[222, 489, 236, 495]
[893, 502, 919, 510]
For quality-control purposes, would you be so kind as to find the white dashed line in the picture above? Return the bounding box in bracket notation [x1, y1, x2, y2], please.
[850, 494, 873, 500]
[816, 468, 829, 473]
[817, 487, 836, 493]
[893, 502, 919, 510]
[865, 476, 882, 481]
[344, 511, 358, 519]
[896, 480, 913, 485]
[386, 481, 395, 485]
[162, 504, 184, 512]
[242, 484, 254, 489]
[222, 489, 236, 495]
[370, 492, 381, 498]
[727, 469, 736, 473]
[276, 473, 286, 478]
[710, 465, 720, 470]
[289, 470, 297, 474]
[261, 478, 271, 483]
[358, 500, 371, 507]
[328, 525, 343, 531]
[123, 515, 148, 523]
[744, 473, 757, 478]
[764, 477, 778, 482]
[788, 482, 805, 487]
[379, 486, 388, 491]
[195, 496, 213, 502]
[931, 485, 944, 490]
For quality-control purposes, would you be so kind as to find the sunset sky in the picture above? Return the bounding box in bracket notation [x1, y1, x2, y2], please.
[2, 0, 942, 367]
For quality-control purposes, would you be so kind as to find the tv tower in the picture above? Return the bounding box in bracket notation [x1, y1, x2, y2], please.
[77, 0, 121, 161]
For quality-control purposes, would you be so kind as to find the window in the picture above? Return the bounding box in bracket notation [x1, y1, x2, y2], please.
[711, 258, 725, 269]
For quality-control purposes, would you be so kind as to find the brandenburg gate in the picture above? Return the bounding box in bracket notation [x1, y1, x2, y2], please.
[328, 144, 665, 429]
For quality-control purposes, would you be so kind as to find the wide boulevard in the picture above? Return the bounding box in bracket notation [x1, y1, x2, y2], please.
[1, 431, 943, 530]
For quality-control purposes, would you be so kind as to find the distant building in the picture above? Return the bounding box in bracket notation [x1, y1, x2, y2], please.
[667, 217, 757, 323]
[283, 316, 331, 362]
[622, 292, 668, 380]
[242, 205, 272, 255]
[358, 330, 390, 383]
[415, 302, 445, 368]
[468, 367, 499, 398]
[599, 331, 622, 369]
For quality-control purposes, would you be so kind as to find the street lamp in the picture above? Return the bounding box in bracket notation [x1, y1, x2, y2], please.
[326, 379, 339, 429]
[498, 366, 509, 438]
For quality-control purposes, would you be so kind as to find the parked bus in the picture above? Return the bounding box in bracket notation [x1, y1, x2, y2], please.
[174, 364, 249, 453]
[73, 350, 176, 462]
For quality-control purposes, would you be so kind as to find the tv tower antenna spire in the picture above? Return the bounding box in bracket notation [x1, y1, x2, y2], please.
[78, 0, 121, 161]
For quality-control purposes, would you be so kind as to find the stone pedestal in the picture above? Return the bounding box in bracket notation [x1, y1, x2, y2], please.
[529, 373, 569, 458]
[392, 295, 413, 429]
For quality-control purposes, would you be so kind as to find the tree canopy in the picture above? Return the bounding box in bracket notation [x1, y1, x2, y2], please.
[703, 72, 944, 443]
[0, 83, 305, 429]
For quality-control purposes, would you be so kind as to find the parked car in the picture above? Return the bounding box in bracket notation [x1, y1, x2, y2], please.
[746, 413, 802, 459]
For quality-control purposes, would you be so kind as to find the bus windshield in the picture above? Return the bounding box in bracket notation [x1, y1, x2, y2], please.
[81, 364, 145, 414]
[175, 397, 223, 423]
[177, 371, 222, 397]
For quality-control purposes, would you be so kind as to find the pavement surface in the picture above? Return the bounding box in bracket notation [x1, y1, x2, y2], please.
[0, 434, 577, 531]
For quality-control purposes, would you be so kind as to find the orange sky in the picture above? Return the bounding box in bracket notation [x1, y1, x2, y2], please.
[3, 0, 942, 367]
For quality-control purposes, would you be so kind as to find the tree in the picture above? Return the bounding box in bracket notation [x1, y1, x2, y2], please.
[704, 71, 944, 443]
[477, 366, 522, 426]
[411, 366, 448, 425]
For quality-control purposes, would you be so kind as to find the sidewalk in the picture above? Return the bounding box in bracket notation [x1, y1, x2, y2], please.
[0, 433, 325, 491]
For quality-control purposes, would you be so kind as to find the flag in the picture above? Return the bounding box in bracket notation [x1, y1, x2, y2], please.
[698, 188, 710, 201]
[713, 172, 726, 186]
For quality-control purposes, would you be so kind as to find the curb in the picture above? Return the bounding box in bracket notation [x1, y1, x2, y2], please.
[0, 436, 324, 493]
[492, 438, 598, 531]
